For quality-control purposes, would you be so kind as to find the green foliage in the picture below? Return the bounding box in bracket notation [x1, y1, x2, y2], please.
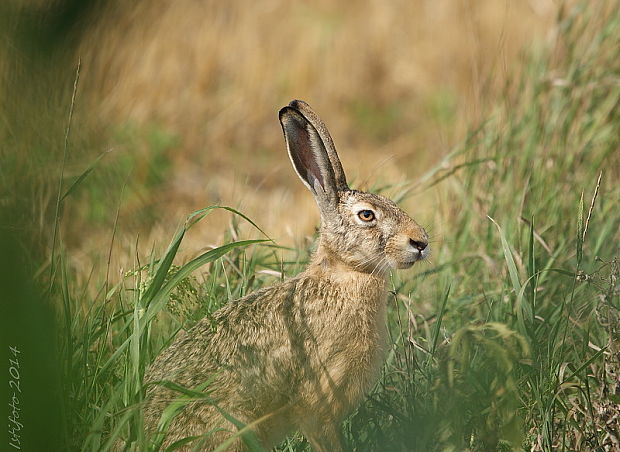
[27, 1, 620, 451]
[344, 2, 620, 450]
[54, 207, 271, 451]
[77, 124, 178, 225]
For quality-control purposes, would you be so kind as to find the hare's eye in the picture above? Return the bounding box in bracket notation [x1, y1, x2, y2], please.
[358, 210, 376, 222]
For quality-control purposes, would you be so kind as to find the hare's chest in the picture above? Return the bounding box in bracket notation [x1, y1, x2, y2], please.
[310, 294, 389, 404]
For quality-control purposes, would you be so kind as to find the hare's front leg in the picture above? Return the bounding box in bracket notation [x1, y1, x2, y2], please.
[299, 420, 344, 452]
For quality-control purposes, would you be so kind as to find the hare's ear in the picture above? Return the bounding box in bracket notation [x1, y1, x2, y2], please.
[286, 100, 348, 191]
[279, 104, 346, 211]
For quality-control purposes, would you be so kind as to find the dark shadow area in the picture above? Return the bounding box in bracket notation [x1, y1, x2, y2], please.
[0, 231, 65, 451]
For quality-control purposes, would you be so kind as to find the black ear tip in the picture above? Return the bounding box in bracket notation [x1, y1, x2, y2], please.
[279, 105, 308, 126]
[279, 100, 313, 123]
[279, 99, 306, 116]
[278, 106, 291, 119]
[288, 99, 308, 110]
[278, 105, 297, 122]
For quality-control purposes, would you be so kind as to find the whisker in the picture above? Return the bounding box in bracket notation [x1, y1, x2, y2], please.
[370, 256, 388, 278]
[354, 254, 381, 271]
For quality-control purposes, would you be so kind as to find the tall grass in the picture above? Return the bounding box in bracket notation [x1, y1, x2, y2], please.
[5, 1, 619, 451]
[352, 2, 620, 450]
[1, 0, 558, 266]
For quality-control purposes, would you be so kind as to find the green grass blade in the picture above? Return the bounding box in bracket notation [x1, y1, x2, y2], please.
[430, 284, 450, 358]
[142, 206, 272, 307]
[527, 217, 536, 303]
[100, 239, 266, 376]
[61, 150, 111, 201]
[210, 413, 267, 452]
[576, 192, 584, 266]
[560, 347, 607, 384]
[141, 227, 186, 306]
[142, 239, 267, 327]
[488, 216, 521, 293]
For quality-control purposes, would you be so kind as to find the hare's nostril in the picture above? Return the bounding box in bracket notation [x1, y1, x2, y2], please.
[409, 239, 428, 251]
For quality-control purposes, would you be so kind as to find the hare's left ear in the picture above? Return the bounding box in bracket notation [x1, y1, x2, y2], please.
[279, 102, 348, 213]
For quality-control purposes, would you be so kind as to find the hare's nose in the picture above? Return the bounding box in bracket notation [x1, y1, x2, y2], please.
[409, 239, 428, 251]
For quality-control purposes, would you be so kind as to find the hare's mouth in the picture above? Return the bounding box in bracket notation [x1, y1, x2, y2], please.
[399, 246, 430, 268]
[400, 258, 420, 268]
[396, 258, 418, 269]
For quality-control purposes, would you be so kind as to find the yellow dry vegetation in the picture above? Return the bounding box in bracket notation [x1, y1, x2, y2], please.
[6, 0, 558, 268]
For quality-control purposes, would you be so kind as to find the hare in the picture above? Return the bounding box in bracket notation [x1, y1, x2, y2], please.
[143, 100, 429, 451]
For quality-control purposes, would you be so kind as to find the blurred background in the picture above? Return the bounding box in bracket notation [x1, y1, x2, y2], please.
[1, 0, 556, 273]
[4, 2, 620, 451]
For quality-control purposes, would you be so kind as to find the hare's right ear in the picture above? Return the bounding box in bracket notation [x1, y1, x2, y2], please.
[279, 103, 347, 213]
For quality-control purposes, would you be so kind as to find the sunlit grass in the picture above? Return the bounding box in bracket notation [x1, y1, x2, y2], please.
[2, 1, 619, 451]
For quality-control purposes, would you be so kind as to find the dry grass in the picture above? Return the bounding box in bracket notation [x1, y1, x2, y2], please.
[3, 2, 619, 450]
[2, 1, 556, 272]
[59, 0, 556, 267]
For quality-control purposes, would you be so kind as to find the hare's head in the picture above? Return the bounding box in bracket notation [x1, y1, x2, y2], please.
[279, 100, 429, 275]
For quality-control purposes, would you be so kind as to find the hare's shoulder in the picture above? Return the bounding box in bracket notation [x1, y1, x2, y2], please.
[211, 278, 300, 323]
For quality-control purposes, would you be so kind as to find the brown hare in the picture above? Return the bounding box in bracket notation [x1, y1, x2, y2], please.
[144, 100, 429, 451]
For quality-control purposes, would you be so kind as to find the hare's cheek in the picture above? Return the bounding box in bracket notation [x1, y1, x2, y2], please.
[384, 237, 407, 268]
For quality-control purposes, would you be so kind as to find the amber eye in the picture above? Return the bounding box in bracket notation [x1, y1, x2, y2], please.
[358, 210, 376, 222]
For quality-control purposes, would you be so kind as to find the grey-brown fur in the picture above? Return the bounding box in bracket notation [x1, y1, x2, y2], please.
[143, 100, 429, 451]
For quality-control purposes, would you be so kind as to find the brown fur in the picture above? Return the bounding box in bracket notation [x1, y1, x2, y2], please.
[143, 100, 429, 451]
